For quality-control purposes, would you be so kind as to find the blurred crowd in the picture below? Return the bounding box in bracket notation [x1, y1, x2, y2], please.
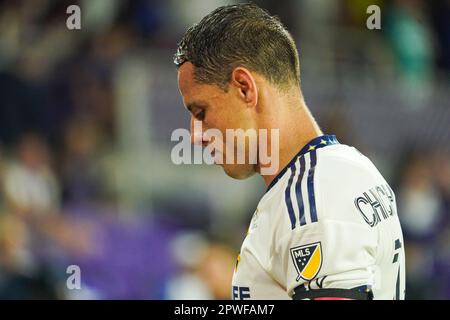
[0, 0, 449, 299]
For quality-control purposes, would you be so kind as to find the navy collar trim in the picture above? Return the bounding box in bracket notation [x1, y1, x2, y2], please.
[266, 135, 339, 192]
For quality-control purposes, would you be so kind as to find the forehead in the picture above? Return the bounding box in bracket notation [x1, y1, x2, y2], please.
[177, 62, 223, 104]
[177, 62, 197, 96]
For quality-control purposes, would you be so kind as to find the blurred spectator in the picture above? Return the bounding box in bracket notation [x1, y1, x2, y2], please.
[396, 150, 450, 299]
[165, 232, 213, 299]
[385, 0, 435, 105]
[197, 243, 236, 299]
[397, 153, 443, 241]
[2, 133, 60, 217]
[166, 232, 236, 300]
[0, 214, 33, 276]
[60, 116, 108, 206]
[0, 213, 58, 299]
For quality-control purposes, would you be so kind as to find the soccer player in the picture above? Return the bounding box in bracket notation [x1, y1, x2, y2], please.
[174, 3, 405, 300]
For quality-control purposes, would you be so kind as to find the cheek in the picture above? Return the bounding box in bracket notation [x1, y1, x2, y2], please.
[210, 95, 246, 131]
[217, 108, 241, 130]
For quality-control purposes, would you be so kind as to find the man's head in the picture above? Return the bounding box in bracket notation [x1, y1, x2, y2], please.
[175, 3, 301, 179]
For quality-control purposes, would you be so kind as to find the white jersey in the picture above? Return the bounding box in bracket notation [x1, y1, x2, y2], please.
[231, 135, 405, 300]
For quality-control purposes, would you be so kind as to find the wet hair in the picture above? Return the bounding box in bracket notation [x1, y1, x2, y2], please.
[174, 3, 300, 91]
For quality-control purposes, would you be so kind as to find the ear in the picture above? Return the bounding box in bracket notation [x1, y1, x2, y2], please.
[231, 67, 258, 108]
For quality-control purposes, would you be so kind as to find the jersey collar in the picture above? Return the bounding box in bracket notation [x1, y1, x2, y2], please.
[266, 134, 339, 192]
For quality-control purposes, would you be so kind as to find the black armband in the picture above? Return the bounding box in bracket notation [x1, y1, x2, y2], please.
[293, 285, 374, 300]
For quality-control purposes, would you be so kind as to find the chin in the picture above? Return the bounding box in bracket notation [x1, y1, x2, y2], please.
[222, 164, 256, 180]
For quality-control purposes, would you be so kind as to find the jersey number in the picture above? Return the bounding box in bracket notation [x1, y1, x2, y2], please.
[392, 238, 402, 300]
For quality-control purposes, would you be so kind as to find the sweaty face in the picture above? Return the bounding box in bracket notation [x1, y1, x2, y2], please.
[177, 62, 257, 179]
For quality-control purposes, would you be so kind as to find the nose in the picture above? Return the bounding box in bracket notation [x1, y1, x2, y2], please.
[190, 117, 207, 146]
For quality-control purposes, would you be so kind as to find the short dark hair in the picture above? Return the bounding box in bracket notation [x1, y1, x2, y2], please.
[174, 3, 300, 91]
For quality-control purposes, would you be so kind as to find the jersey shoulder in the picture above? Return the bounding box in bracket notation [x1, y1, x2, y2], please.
[314, 144, 395, 222]
[267, 143, 391, 234]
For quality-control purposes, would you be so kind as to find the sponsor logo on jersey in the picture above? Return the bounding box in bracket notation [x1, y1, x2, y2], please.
[290, 242, 323, 281]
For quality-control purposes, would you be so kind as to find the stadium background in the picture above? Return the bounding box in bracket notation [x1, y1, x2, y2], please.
[0, 0, 449, 299]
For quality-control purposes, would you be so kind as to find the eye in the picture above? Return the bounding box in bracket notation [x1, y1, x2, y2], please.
[195, 110, 206, 121]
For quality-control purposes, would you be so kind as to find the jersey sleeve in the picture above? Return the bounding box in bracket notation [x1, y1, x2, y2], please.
[271, 152, 380, 299]
[276, 220, 376, 298]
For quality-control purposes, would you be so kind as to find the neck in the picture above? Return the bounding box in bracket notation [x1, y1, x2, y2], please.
[258, 92, 323, 188]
